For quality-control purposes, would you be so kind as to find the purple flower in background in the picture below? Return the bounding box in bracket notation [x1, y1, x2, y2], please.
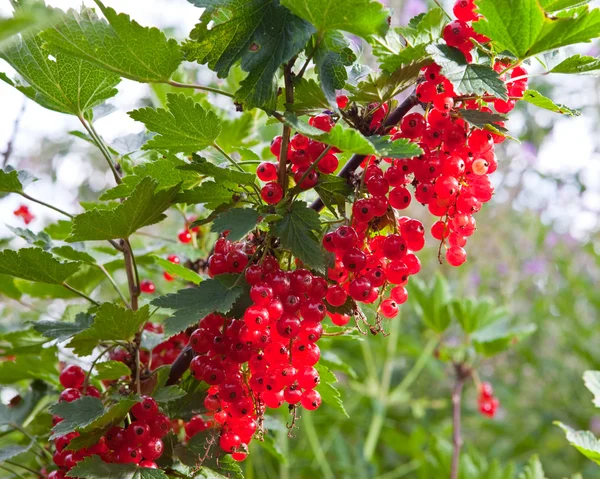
[523, 257, 547, 276]
[545, 232, 559, 249]
[400, 0, 427, 24]
[521, 141, 538, 165]
[497, 263, 509, 276]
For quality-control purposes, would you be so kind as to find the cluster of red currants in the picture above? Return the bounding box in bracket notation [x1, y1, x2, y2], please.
[257, 114, 340, 205]
[13, 204, 34, 224]
[192, 237, 328, 459]
[477, 381, 499, 418]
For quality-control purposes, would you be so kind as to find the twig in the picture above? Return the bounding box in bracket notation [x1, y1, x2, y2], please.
[278, 60, 296, 194]
[121, 239, 139, 311]
[2, 101, 25, 168]
[310, 94, 419, 211]
[166, 79, 234, 98]
[78, 116, 122, 185]
[451, 363, 471, 479]
[20, 192, 73, 218]
[62, 282, 100, 306]
[4, 461, 42, 478]
[97, 264, 130, 308]
[83, 344, 118, 394]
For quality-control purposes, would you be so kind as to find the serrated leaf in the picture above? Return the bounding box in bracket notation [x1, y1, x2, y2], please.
[472, 320, 537, 356]
[518, 455, 548, 479]
[314, 363, 348, 417]
[288, 78, 330, 113]
[320, 350, 357, 379]
[349, 58, 431, 103]
[152, 256, 203, 285]
[50, 397, 136, 439]
[0, 347, 58, 385]
[68, 455, 169, 478]
[457, 108, 508, 129]
[0, 2, 59, 50]
[211, 208, 261, 242]
[0, 248, 80, 284]
[281, 0, 389, 38]
[540, 0, 591, 12]
[67, 304, 150, 356]
[174, 181, 240, 209]
[51, 245, 96, 264]
[0, 442, 34, 462]
[45, 220, 73, 240]
[67, 178, 179, 242]
[0, 166, 35, 194]
[273, 201, 325, 271]
[427, 44, 508, 100]
[0, 329, 49, 355]
[152, 274, 244, 335]
[101, 155, 200, 200]
[314, 174, 352, 216]
[0, 30, 119, 117]
[314, 31, 356, 105]
[153, 385, 187, 403]
[129, 93, 221, 153]
[42, 1, 182, 83]
[583, 371, 600, 407]
[0, 273, 21, 300]
[95, 360, 131, 380]
[550, 54, 600, 74]
[8, 226, 53, 250]
[184, 0, 314, 109]
[282, 115, 423, 159]
[474, 0, 600, 60]
[32, 313, 94, 342]
[179, 155, 256, 186]
[0, 380, 48, 426]
[521, 89, 581, 116]
[556, 422, 600, 465]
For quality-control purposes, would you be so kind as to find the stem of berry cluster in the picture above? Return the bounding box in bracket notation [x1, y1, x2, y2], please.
[451, 363, 471, 479]
[310, 93, 419, 212]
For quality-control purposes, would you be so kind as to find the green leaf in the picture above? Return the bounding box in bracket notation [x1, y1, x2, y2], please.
[0, 2, 59, 49]
[427, 44, 508, 100]
[0, 329, 49, 355]
[583, 371, 600, 407]
[281, 0, 389, 38]
[8, 226, 53, 250]
[349, 58, 430, 103]
[255, 433, 287, 464]
[521, 89, 581, 116]
[314, 31, 356, 105]
[474, 0, 600, 60]
[550, 54, 600, 74]
[0, 380, 48, 426]
[0, 31, 119, 117]
[68, 304, 150, 356]
[66, 178, 179, 242]
[457, 109, 508, 130]
[314, 174, 352, 217]
[50, 396, 136, 439]
[0, 442, 34, 462]
[174, 181, 240, 209]
[555, 422, 600, 466]
[100, 155, 201, 200]
[152, 274, 245, 335]
[273, 201, 325, 271]
[153, 385, 187, 403]
[0, 167, 35, 194]
[179, 155, 256, 186]
[95, 360, 131, 380]
[282, 115, 423, 159]
[0, 248, 80, 284]
[0, 347, 58, 384]
[68, 454, 169, 479]
[407, 275, 452, 333]
[0, 273, 21, 300]
[315, 363, 348, 417]
[540, 0, 591, 12]
[211, 208, 261, 242]
[151, 256, 203, 285]
[518, 455, 548, 479]
[41, 1, 182, 83]
[472, 320, 537, 356]
[184, 0, 314, 109]
[32, 312, 94, 342]
[163, 381, 209, 421]
[52, 245, 96, 264]
[287, 77, 330, 114]
[128, 93, 221, 153]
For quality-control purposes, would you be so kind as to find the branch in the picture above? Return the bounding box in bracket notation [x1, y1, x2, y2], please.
[310, 93, 419, 211]
[166, 79, 234, 98]
[2, 101, 25, 168]
[278, 59, 296, 194]
[451, 363, 471, 479]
